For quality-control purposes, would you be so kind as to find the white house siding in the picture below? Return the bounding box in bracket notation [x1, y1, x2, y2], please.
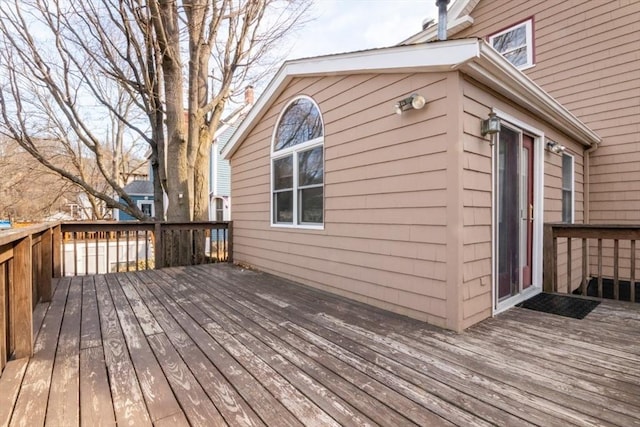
[231, 73, 453, 327]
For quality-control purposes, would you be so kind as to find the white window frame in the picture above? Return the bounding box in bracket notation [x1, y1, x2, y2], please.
[270, 96, 324, 230]
[488, 19, 534, 70]
[561, 152, 575, 223]
[137, 199, 154, 218]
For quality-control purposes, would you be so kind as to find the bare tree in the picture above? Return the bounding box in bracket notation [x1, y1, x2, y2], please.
[0, 0, 310, 222]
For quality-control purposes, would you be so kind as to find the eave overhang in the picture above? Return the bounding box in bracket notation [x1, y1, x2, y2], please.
[222, 38, 600, 160]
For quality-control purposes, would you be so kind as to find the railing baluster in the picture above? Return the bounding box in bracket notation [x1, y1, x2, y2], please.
[135, 230, 139, 271]
[631, 240, 636, 303]
[106, 231, 110, 274]
[614, 239, 619, 300]
[116, 231, 120, 273]
[73, 232, 78, 277]
[567, 238, 572, 294]
[598, 238, 603, 298]
[145, 230, 149, 270]
[95, 232, 99, 275]
[84, 231, 89, 275]
[581, 238, 587, 296]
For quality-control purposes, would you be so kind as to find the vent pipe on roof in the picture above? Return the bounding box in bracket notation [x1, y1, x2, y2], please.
[436, 0, 450, 41]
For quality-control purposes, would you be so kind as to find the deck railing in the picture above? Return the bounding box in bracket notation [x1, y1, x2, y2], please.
[0, 223, 59, 372]
[60, 221, 232, 276]
[544, 224, 639, 302]
[1, 220, 232, 372]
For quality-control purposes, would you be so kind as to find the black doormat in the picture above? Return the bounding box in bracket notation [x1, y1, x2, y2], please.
[517, 293, 600, 319]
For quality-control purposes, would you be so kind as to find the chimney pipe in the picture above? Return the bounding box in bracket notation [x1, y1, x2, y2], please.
[244, 85, 254, 106]
[436, 0, 450, 41]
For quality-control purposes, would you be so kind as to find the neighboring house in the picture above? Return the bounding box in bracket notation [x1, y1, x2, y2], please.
[222, 37, 601, 332]
[209, 86, 254, 222]
[117, 180, 155, 220]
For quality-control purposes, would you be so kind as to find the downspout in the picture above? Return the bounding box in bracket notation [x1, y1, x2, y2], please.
[436, 0, 450, 41]
[583, 141, 599, 224]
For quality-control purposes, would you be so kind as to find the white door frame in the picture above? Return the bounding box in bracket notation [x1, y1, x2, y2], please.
[492, 109, 545, 314]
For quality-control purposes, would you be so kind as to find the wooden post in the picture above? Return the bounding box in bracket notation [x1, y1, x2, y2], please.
[154, 222, 164, 269]
[543, 224, 553, 292]
[581, 238, 588, 296]
[227, 221, 233, 264]
[0, 262, 7, 371]
[566, 238, 572, 294]
[12, 236, 33, 359]
[39, 228, 53, 302]
[52, 225, 62, 278]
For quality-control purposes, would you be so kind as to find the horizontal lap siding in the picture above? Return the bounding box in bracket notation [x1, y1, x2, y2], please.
[231, 73, 451, 326]
[456, 0, 640, 224]
[461, 81, 493, 328]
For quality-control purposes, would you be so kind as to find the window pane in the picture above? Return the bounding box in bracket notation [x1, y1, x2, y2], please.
[273, 156, 293, 190]
[492, 25, 526, 53]
[299, 187, 323, 223]
[504, 47, 528, 67]
[274, 191, 293, 223]
[275, 98, 323, 151]
[298, 146, 323, 186]
[562, 154, 573, 223]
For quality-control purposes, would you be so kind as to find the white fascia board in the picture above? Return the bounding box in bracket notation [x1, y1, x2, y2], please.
[222, 39, 480, 160]
[463, 42, 601, 147]
[286, 39, 479, 76]
[401, 15, 475, 45]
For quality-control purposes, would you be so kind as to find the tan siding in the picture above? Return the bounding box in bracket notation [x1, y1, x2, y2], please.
[230, 73, 452, 328]
[455, 0, 640, 224]
[461, 77, 587, 325]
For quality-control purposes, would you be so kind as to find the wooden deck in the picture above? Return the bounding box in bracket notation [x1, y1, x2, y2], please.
[1, 264, 639, 427]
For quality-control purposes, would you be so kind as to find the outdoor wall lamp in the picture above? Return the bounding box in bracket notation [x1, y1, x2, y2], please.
[547, 140, 566, 153]
[481, 111, 501, 136]
[395, 94, 426, 115]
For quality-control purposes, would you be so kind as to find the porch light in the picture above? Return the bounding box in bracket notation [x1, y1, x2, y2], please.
[395, 94, 426, 115]
[546, 140, 566, 153]
[481, 111, 501, 136]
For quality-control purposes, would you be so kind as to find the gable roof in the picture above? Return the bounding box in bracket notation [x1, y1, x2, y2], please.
[401, 0, 481, 45]
[122, 180, 154, 196]
[221, 38, 600, 160]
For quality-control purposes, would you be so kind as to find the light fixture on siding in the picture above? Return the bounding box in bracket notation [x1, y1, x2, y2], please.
[395, 94, 426, 115]
[547, 140, 566, 153]
[481, 111, 501, 136]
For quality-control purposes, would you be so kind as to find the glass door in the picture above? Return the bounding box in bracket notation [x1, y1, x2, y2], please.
[496, 127, 534, 302]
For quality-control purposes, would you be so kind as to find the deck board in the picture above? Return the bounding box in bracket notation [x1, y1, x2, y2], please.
[2, 264, 640, 426]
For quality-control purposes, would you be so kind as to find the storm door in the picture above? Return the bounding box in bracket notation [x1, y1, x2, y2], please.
[496, 127, 534, 303]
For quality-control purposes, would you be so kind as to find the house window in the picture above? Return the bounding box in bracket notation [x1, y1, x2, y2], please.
[138, 200, 154, 218]
[215, 197, 224, 222]
[489, 19, 534, 69]
[562, 153, 574, 223]
[271, 96, 324, 227]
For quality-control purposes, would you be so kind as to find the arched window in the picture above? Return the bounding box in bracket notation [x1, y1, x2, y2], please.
[271, 96, 324, 227]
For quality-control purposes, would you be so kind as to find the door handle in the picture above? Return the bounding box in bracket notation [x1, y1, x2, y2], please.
[529, 204, 534, 222]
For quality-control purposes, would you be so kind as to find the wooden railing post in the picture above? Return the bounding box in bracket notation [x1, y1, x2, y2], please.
[12, 236, 33, 359]
[227, 221, 233, 264]
[52, 225, 62, 278]
[39, 228, 53, 302]
[543, 224, 554, 292]
[154, 222, 164, 269]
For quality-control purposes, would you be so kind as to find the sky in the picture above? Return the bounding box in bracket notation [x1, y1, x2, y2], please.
[286, 0, 438, 60]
